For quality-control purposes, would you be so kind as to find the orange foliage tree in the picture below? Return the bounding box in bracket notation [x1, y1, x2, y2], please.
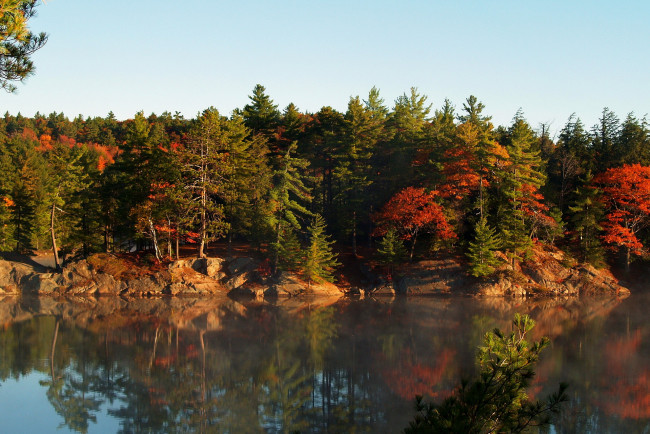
[594, 164, 650, 270]
[373, 186, 456, 260]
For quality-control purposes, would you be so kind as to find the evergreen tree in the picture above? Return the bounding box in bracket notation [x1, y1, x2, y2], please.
[376, 227, 407, 274]
[591, 107, 619, 171]
[242, 84, 280, 137]
[0, 0, 48, 92]
[554, 114, 592, 212]
[303, 214, 340, 286]
[46, 143, 88, 268]
[181, 108, 232, 258]
[467, 217, 502, 278]
[405, 315, 568, 433]
[269, 141, 313, 271]
[334, 95, 383, 252]
[277, 227, 303, 272]
[220, 113, 272, 253]
[617, 113, 650, 166]
[569, 172, 605, 266]
[498, 111, 546, 268]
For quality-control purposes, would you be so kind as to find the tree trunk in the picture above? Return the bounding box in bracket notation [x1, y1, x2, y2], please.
[409, 234, 417, 262]
[167, 217, 172, 259]
[199, 186, 206, 258]
[175, 225, 180, 260]
[149, 217, 161, 261]
[50, 203, 61, 270]
[352, 211, 357, 256]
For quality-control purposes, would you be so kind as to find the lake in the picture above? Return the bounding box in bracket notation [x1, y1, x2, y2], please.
[0, 292, 648, 433]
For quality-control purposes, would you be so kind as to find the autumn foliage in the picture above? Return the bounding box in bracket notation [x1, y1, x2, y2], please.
[594, 164, 650, 262]
[373, 187, 456, 259]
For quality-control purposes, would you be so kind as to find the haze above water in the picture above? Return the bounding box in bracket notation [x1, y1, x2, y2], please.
[0, 293, 649, 433]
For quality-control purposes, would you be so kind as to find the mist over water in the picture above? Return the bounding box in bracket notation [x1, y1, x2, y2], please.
[0, 293, 648, 433]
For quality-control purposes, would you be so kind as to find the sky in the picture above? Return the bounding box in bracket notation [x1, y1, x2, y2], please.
[3, 0, 649, 136]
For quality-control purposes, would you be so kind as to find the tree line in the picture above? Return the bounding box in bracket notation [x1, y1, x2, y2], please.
[2, 85, 650, 280]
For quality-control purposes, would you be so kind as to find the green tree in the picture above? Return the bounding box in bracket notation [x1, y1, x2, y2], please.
[303, 214, 339, 286]
[0, 0, 48, 92]
[182, 108, 232, 258]
[269, 141, 312, 271]
[46, 143, 89, 269]
[242, 84, 280, 137]
[591, 107, 619, 171]
[616, 113, 650, 166]
[276, 226, 303, 272]
[405, 314, 568, 433]
[466, 217, 502, 278]
[376, 227, 407, 274]
[498, 111, 546, 268]
[569, 172, 605, 266]
[334, 95, 383, 253]
[221, 113, 272, 253]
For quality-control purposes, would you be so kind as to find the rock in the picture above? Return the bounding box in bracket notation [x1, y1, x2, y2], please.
[0, 258, 37, 291]
[265, 271, 305, 297]
[23, 273, 59, 294]
[227, 257, 257, 275]
[479, 278, 527, 297]
[205, 258, 225, 277]
[368, 282, 397, 296]
[224, 271, 255, 291]
[264, 271, 344, 298]
[228, 285, 265, 299]
[94, 273, 123, 295]
[393, 259, 467, 295]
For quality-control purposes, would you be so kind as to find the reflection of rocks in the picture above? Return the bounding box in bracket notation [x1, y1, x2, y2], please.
[264, 271, 344, 298]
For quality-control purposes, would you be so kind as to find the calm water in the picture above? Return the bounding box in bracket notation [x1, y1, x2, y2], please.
[0, 293, 649, 433]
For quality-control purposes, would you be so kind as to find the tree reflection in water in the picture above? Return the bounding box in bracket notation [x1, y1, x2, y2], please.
[0, 293, 648, 433]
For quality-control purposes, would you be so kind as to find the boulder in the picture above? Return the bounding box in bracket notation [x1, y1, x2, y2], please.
[227, 257, 257, 275]
[0, 258, 37, 292]
[205, 258, 225, 278]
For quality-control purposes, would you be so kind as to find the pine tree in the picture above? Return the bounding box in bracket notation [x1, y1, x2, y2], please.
[221, 113, 272, 253]
[277, 227, 303, 272]
[405, 315, 568, 433]
[269, 141, 313, 271]
[242, 84, 280, 136]
[0, 0, 48, 92]
[498, 111, 546, 268]
[376, 227, 407, 274]
[334, 95, 382, 253]
[303, 214, 340, 286]
[569, 172, 605, 266]
[467, 217, 502, 278]
[46, 143, 88, 268]
[591, 107, 619, 171]
[181, 107, 231, 258]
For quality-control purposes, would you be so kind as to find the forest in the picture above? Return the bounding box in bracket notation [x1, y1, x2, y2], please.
[2, 84, 650, 281]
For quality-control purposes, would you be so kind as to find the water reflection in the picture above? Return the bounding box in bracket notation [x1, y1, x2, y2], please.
[0, 293, 648, 433]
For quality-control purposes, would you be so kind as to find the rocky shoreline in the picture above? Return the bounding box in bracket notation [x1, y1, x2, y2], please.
[0, 245, 631, 299]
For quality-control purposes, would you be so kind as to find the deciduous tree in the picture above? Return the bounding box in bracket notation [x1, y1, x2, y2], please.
[373, 186, 455, 261]
[594, 164, 650, 270]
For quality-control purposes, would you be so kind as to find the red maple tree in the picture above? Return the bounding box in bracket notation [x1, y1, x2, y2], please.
[373, 186, 456, 260]
[594, 164, 650, 269]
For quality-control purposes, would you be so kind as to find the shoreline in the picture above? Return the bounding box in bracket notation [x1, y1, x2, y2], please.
[1, 246, 632, 299]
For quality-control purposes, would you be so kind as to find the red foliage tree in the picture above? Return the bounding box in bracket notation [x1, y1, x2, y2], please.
[373, 186, 456, 260]
[594, 164, 650, 270]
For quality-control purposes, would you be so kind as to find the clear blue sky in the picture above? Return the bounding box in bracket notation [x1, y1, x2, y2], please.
[4, 0, 649, 135]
